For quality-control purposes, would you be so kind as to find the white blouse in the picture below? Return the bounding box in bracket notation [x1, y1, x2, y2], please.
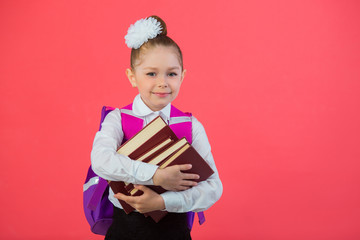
[91, 94, 222, 212]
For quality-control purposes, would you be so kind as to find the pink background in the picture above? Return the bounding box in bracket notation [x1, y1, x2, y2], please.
[1, 0, 360, 239]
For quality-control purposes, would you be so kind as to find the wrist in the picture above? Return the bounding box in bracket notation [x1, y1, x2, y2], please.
[152, 168, 163, 186]
[157, 194, 166, 211]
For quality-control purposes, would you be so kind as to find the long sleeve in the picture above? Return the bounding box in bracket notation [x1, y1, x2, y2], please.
[160, 116, 223, 212]
[91, 108, 158, 184]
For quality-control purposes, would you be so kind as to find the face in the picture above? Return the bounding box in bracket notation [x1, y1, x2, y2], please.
[126, 46, 186, 111]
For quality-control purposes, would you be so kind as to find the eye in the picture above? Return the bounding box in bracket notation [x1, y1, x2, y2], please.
[168, 72, 178, 77]
[146, 72, 156, 77]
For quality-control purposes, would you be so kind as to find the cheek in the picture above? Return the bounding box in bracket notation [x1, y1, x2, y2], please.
[137, 82, 151, 91]
[172, 81, 182, 91]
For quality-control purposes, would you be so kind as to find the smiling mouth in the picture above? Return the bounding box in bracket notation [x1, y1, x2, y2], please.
[153, 92, 171, 94]
[152, 92, 171, 97]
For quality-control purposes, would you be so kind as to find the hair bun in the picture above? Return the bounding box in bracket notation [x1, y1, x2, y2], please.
[148, 15, 167, 36]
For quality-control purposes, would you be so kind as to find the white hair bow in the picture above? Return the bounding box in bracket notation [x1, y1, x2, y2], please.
[125, 17, 162, 49]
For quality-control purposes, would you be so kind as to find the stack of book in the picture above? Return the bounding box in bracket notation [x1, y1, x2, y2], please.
[108, 116, 214, 222]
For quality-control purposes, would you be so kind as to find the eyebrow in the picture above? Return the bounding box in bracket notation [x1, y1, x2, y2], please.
[143, 66, 180, 70]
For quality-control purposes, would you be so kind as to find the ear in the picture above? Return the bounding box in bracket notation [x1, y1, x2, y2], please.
[180, 69, 186, 83]
[126, 68, 137, 87]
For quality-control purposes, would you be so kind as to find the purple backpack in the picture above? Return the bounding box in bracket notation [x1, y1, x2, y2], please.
[83, 105, 205, 235]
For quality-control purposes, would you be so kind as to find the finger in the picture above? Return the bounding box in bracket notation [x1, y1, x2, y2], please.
[114, 193, 128, 201]
[178, 164, 193, 171]
[114, 193, 136, 204]
[134, 184, 148, 192]
[174, 186, 191, 192]
[182, 173, 200, 180]
[181, 180, 198, 187]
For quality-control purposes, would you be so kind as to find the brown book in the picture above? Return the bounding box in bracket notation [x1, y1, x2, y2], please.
[126, 138, 187, 194]
[129, 138, 214, 197]
[107, 180, 134, 214]
[127, 138, 214, 222]
[108, 179, 168, 221]
[109, 116, 214, 223]
[119, 138, 190, 221]
[160, 142, 214, 180]
[108, 116, 178, 215]
[117, 116, 178, 160]
[125, 138, 188, 192]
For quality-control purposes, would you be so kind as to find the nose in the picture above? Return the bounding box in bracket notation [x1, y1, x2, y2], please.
[157, 75, 168, 88]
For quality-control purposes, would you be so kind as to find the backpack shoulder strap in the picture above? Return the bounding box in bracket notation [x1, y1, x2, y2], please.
[99, 106, 115, 130]
[119, 104, 193, 142]
[169, 105, 192, 144]
[119, 104, 144, 141]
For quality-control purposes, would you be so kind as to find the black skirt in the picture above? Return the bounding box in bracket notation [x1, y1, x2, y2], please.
[105, 206, 192, 240]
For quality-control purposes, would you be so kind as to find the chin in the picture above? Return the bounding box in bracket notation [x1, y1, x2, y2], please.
[153, 102, 169, 111]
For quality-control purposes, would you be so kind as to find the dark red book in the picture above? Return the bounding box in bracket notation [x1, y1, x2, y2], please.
[108, 116, 179, 216]
[126, 138, 214, 223]
[124, 138, 188, 192]
[108, 180, 134, 214]
[160, 142, 214, 181]
[117, 116, 178, 161]
[128, 138, 214, 197]
[109, 117, 214, 223]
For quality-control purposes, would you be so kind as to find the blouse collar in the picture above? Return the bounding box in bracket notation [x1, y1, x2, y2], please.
[132, 94, 171, 121]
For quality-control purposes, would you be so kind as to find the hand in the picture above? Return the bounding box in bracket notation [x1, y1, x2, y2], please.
[114, 185, 165, 213]
[152, 164, 200, 191]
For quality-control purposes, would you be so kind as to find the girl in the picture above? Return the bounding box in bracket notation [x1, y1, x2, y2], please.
[91, 15, 222, 240]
